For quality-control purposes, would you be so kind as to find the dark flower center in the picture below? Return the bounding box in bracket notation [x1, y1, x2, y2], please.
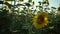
[37, 15, 44, 24]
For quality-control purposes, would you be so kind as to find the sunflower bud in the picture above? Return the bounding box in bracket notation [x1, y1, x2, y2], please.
[20, 0, 24, 2]
[32, 1, 35, 5]
[58, 6, 60, 11]
[45, 0, 49, 5]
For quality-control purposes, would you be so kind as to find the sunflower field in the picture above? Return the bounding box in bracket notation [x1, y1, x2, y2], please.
[0, 0, 60, 34]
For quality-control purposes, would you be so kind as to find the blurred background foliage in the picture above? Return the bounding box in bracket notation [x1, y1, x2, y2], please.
[0, 0, 60, 34]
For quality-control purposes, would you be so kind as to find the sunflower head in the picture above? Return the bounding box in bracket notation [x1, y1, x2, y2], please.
[33, 12, 48, 29]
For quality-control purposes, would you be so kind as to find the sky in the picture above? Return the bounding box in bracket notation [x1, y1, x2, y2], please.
[48, 0, 60, 8]
[32, 0, 60, 8]
[18, 0, 60, 8]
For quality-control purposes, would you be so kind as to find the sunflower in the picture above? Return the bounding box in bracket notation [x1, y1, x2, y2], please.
[33, 12, 48, 29]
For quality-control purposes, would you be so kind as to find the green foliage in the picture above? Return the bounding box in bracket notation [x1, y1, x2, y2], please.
[0, 0, 60, 34]
[28, 0, 32, 2]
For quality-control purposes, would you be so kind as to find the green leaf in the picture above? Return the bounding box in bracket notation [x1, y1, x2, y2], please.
[28, 0, 32, 2]
[25, 3, 31, 7]
[5, 0, 14, 1]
